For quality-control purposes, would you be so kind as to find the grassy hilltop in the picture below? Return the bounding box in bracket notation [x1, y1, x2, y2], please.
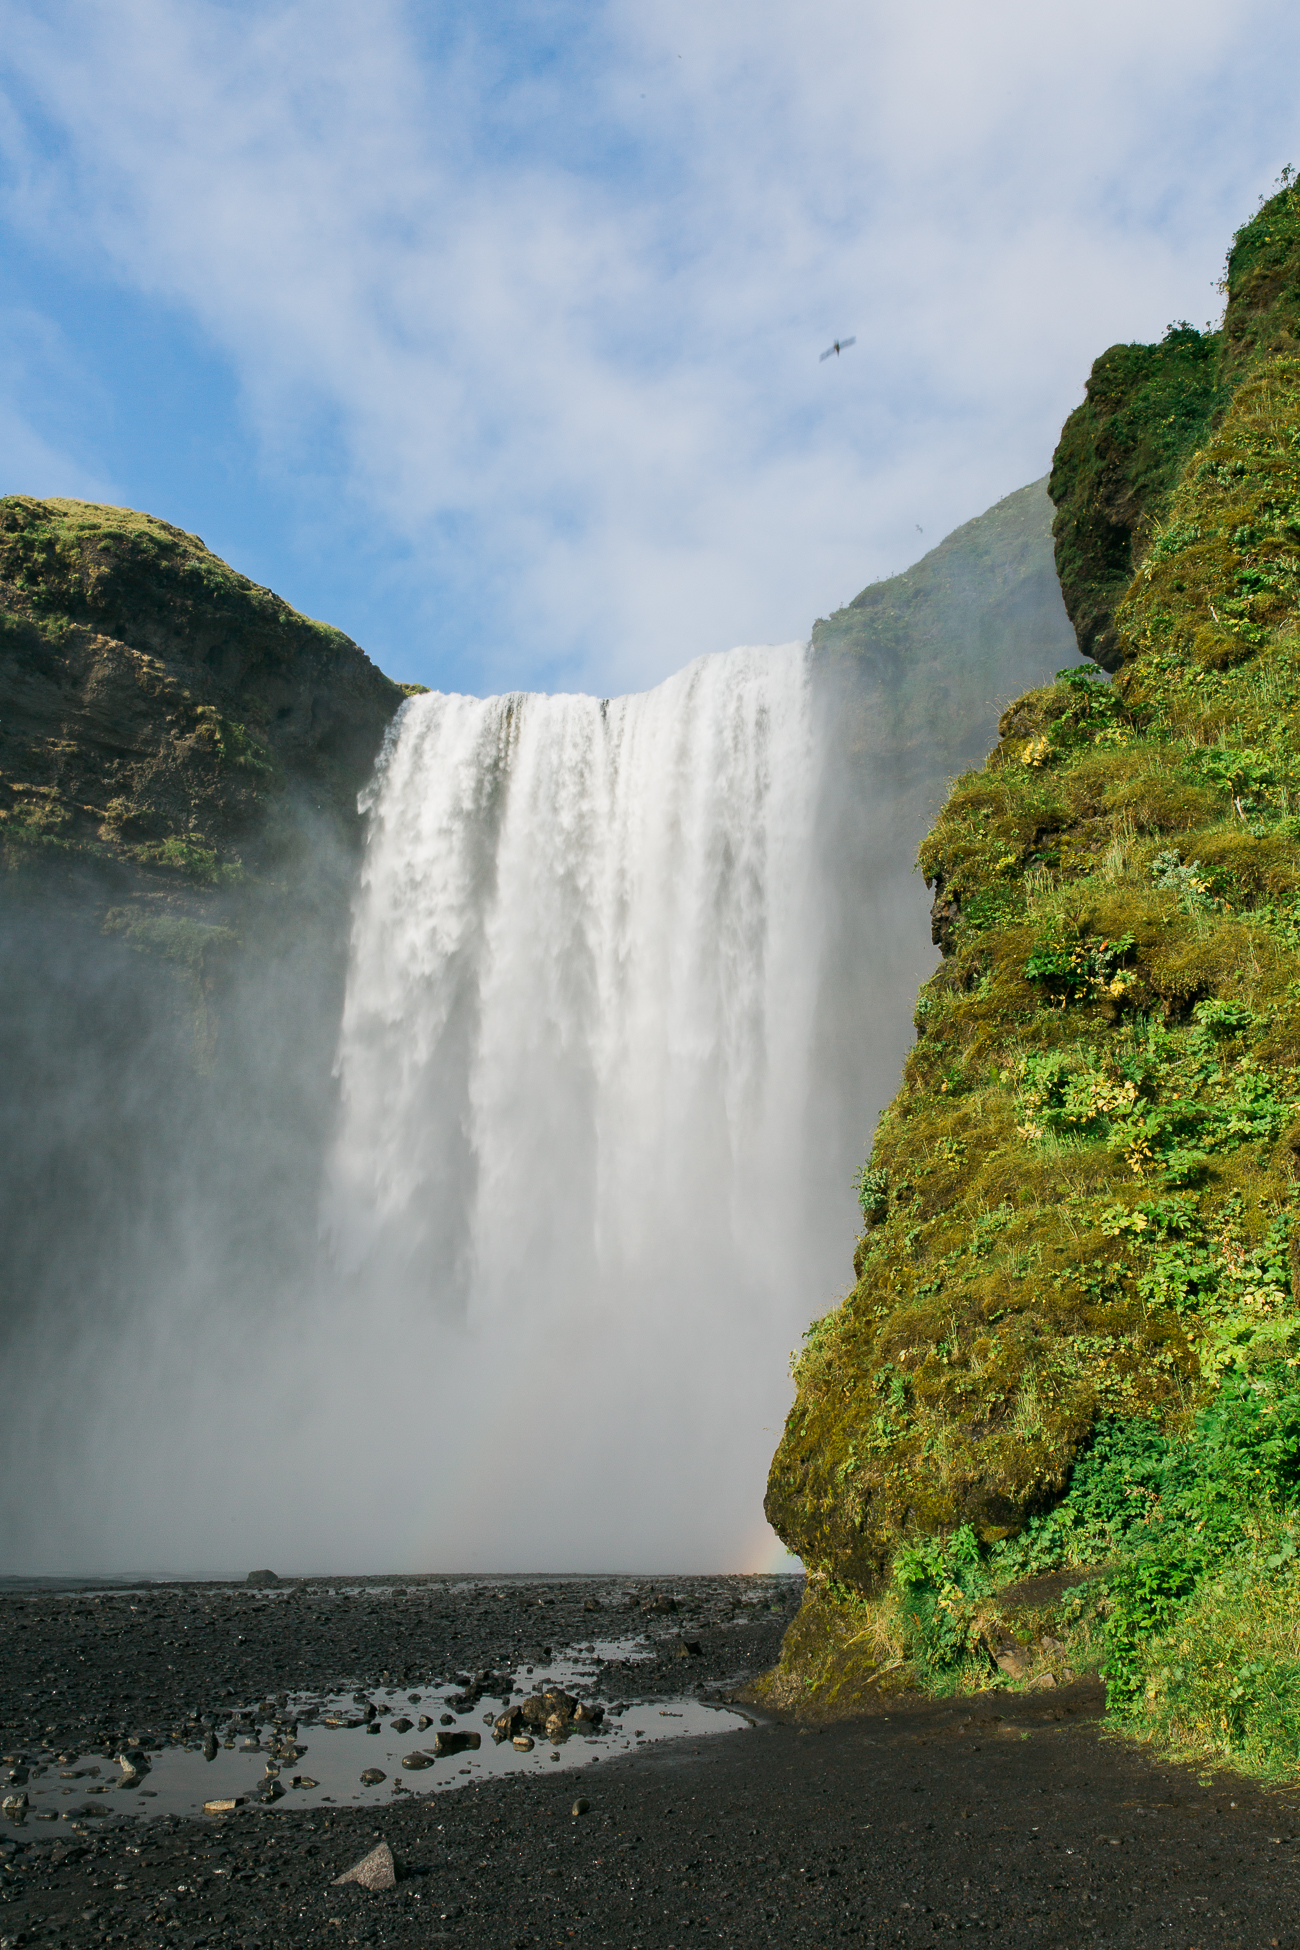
[764, 175, 1300, 1779]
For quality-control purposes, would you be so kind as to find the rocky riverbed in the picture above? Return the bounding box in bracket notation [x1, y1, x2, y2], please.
[2, 1573, 1297, 1948]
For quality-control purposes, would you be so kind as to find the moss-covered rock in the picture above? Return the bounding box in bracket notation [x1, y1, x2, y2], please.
[1049, 176, 1300, 671]
[1048, 326, 1220, 670]
[813, 478, 1076, 838]
[768, 185, 1300, 1703]
[0, 494, 404, 887]
[0, 499, 408, 1357]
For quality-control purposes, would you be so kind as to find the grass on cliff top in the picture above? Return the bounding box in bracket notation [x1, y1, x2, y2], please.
[765, 340, 1300, 1779]
[0, 494, 358, 651]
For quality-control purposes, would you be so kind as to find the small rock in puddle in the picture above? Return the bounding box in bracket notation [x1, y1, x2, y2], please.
[360, 1767, 387, 1785]
[432, 1730, 480, 1756]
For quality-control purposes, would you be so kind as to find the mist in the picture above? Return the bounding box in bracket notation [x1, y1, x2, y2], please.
[0, 486, 1076, 1579]
[0, 651, 914, 1575]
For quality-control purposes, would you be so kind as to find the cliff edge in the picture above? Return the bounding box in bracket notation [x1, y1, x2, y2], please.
[0, 494, 406, 890]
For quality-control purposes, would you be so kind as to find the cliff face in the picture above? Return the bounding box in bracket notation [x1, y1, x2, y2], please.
[1049, 179, 1300, 671]
[765, 180, 1300, 1764]
[811, 478, 1076, 840]
[0, 498, 406, 1364]
[0, 495, 405, 886]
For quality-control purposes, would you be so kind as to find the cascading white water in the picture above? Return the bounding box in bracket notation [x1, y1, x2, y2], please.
[0, 635, 939, 1577]
[326, 645, 834, 1567]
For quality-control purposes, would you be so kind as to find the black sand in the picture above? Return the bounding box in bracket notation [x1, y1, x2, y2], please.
[2, 1575, 1297, 1948]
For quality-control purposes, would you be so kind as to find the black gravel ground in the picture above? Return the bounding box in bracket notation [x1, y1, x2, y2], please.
[3, 1575, 1298, 1949]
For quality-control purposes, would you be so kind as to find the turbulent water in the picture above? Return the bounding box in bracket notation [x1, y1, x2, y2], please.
[323, 646, 836, 1566]
[334, 649, 816, 1324]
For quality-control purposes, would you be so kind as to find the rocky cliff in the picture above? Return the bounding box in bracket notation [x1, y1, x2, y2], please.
[0, 497, 406, 1359]
[764, 178, 1300, 1774]
[0, 494, 406, 890]
[812, 478, 1076, 840]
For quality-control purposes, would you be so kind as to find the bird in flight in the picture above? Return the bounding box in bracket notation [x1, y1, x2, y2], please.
[819, 336, 855, 361]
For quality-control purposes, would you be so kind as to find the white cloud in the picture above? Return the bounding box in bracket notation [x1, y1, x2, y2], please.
[1, 0, 1297, 690]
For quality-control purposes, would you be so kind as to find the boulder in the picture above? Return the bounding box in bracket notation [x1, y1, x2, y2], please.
[518, 1689, 577, 1732]
[333, 1841, 397, 1892]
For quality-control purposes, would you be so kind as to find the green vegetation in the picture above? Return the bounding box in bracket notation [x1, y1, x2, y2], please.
[1050, 171, 1300, 670]
[767, 176, 1300, 1781]
[1049, 325, 1220, 669]
[0, 492, 404, 899]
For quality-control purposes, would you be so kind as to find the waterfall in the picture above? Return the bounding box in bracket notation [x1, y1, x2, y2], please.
[326, 644, 833, 1567]
[0, 638, 938, 1576]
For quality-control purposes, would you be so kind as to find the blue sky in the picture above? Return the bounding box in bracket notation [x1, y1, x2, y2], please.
[2, 0, 1299, 697]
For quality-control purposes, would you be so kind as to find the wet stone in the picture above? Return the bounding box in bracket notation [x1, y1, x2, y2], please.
[402, 1753, 434, 1770]
[432, 1730, 481, 1756]
[360, 1767, 387, 1785]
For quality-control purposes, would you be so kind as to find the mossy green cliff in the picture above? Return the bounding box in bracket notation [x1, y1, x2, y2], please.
[1050, 173, 1300, 670]
[766, 178, 1300, 1776]
[0, 498, 406, 1355]
[0, 494, 405, 889]
[813, 477, 1076, 843]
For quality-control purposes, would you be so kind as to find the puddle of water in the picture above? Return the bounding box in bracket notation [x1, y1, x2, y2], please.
[1, 1638, 749, 1833]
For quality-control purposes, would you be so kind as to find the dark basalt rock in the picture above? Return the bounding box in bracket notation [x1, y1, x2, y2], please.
[431, 1730, 481, 1756]
[927, 873, 960, 955]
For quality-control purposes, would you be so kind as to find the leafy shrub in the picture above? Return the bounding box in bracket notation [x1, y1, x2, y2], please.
[892, 1525, 987, 1681]
[1023, 924, 1136, 1003]
[853, 1162, 889, 1224]
[1150, 849, 1212, 908]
